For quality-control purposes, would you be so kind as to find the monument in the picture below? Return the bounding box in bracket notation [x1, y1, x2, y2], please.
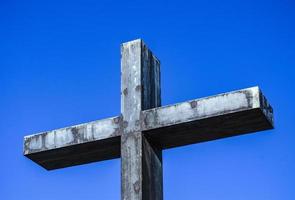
[24, 39, 274, 200]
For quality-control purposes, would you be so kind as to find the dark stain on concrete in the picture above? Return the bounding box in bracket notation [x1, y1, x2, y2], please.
[123, 88, 128, 96]
[190, 100, 198, 109]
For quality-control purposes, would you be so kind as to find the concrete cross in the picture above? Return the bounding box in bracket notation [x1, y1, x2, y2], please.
[24, 39, 274, 200]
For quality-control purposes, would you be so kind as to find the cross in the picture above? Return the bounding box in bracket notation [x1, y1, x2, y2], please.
[24, 39, 274, 200]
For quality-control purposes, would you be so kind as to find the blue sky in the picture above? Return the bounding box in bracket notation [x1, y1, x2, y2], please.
[1, 0, 294, 199]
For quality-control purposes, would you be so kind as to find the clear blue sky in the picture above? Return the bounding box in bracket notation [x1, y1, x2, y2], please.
[1, 0, 294, 199]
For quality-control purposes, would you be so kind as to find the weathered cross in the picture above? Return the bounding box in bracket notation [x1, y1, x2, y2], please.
[24, 39, 274, 200]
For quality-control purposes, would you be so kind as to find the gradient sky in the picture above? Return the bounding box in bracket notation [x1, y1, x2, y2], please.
[1, 0, 294, 199]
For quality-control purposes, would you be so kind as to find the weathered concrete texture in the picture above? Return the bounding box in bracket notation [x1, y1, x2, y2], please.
[24, 116, 122, 170]
[24, 87, 273, 169]
[23, 86, 273, 171]
[121, 133, 163, 200]
[121, 39, 163, 200]
[121, 132, 142, 200]
[121, 39, 161, 133]
[23, 39, 274, 200]
[141, 41, 161, 110]
[142, 86, 274, 149]
[142, 135, 163, 200]
[121, 39, 142, 133]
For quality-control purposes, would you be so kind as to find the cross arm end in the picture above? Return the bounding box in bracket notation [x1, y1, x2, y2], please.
[23, 116, 122, 170]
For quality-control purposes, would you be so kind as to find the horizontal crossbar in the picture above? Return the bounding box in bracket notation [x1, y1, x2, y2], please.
[24, 86, 273, 170]
[24, 117, 122, 170]
[142, 86, 273, 149]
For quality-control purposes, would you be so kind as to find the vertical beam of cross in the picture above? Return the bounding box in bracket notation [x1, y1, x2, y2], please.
[121, 39, 163, 200]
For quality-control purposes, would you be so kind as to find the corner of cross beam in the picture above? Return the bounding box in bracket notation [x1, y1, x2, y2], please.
[121, 38, 143, 46]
